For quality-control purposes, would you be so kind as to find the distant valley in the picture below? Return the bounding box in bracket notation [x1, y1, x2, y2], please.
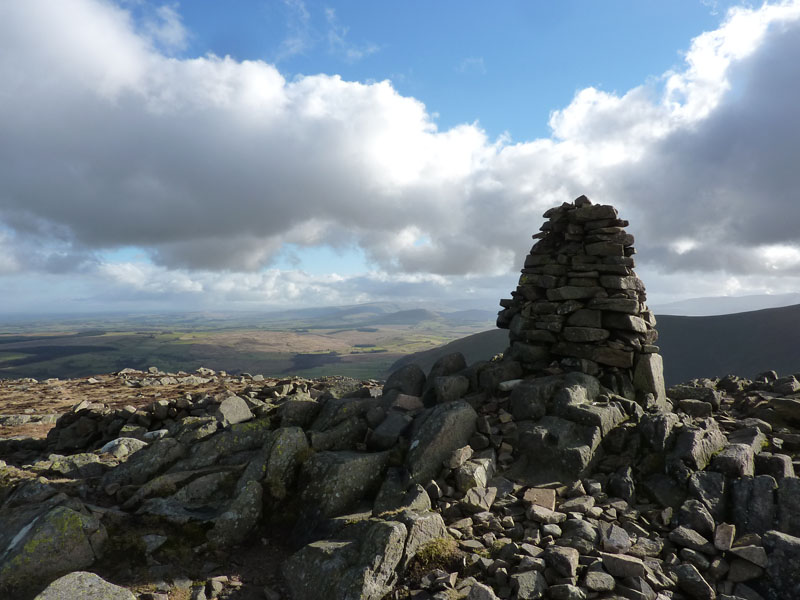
[4, 301, 800, 385]
[0, 303, 495, 380]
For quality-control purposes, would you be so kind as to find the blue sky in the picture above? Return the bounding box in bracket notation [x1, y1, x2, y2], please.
[143, 0, 738, 140]
[2, 0, 800, 315]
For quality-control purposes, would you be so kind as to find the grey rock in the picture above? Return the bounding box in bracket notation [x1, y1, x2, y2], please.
[169, 418, 272, 471]
[432, 375, 470, 404]
[668, 526, 715, 554]
[763, 530, 800, 600]
[633, 353, 666, 401]
[548, 584, 586, 600]
[509, 375, 565, 421]
[678, 499, 716, 537]
[446, 445, 474, 469]
[397, 509, 447, 570]
[278, 395, 321, 428]
[544, 546, 579, 577]
[729, 545, 768, 568]
[99, 437, 148, 459]
[768, 397, 800, 425]
[514, 416, 602, 484]
[0, 506, 107, 597]
[455, 457, 495, 492]
[461, 486, 497, 513]
[714, 523, 736, 552]
[732, 475, 776, 536]
[777, 476, 800, 536]
[368, 411, 413, 450]
[679, 399, 713, 418]
[384, 364, 426, 397]
[670, 421, 727, 471]
[583, 568, 615, 592]
[101, 437, 187, 488]
[754, 452, 795, 480]
[214, 396, 253, 426]
[711, 444, 755, 478]
[466, 582, 499, 600]
[207, 479, 263, 547]
[299, 450, 391, 519]
[601, 553, 645, 578]
[602, 523, 632, 554]
[688, 471, 728, 520]
[406, 401, 477, 485]
[263, 426, 309, 501]
[510, 569, 548, 600]
[310, 417, 367, 451]
[727, 558, 763, 582]
[33, 571, 135, 600]
[526, 505, 567, 525]
[674, 564, 715, 600]
[640, 412, 680, 452]
[283, 519, 407, 600]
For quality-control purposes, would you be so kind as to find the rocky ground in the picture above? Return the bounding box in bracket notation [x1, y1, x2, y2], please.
[2, 356, 800, 600]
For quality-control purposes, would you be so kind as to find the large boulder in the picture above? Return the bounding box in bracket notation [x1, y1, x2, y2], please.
[101, 437, 187, 489]
[406, 401, 478, 484]
[514, 416, 603, 484]
[0, 506, 107, 598]
[34, 571, 135, 600]
[263, 426, 310, 501]
[763, 530, 800, 600]
[284, 519, 407, 600]
[384, 364, 426, 397]
[299, 451, 391, 519]
[207, 479, 263, 547]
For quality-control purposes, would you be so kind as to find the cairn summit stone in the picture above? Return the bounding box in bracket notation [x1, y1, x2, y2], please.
[497, 195, 665, 403]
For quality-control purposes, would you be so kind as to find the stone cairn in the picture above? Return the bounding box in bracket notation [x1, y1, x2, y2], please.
[497, 195, 666, 403]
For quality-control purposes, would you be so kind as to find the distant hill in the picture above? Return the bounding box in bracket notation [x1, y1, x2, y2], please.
[651, 292, 800, 316]
[390, 303, 800, 385]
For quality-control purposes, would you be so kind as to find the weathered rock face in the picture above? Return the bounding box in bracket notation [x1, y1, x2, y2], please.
[497, 195, 665, 403]
[33, 571, 135, 600]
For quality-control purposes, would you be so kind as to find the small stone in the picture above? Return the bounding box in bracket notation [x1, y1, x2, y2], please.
[727, 558, 763, 582]
[601, 553, 645, 578]
[602, 523, 631, 554]
[510, 570, 548, 600]
[583, 569, 615, 592]
[669, 526, 716, 554]
[674, 564, 715, 600]
[526, 504, 566, 524]
[446, 446, 474, 469]
[728, 545, 767, 568]
[462, 487, 498, 513]
[524, 487, 556, 511]
[714, 523, 736, 552]
[548, 583, 586, 600]
[544, 546, 579, 578]
[466, 582, 499, 600]
[711, 444, 755, 478]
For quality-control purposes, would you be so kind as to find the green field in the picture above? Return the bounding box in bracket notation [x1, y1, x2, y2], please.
[0, 306, 495, 380]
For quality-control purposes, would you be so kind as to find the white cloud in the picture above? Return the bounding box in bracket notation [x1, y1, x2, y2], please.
[143, 3, 187, 53]
[457, 57, 486, 75]
[324, 8, 379, 62]
[2, 0, 800, 309]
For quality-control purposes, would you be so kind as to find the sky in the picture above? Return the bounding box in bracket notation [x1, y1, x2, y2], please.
[2, 0, 800, 315]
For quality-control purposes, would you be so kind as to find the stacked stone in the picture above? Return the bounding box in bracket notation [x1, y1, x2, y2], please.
[497, 195, 663, 400]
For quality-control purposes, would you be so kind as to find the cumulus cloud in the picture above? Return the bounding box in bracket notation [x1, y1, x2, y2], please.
[2, 0, 800, 309]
